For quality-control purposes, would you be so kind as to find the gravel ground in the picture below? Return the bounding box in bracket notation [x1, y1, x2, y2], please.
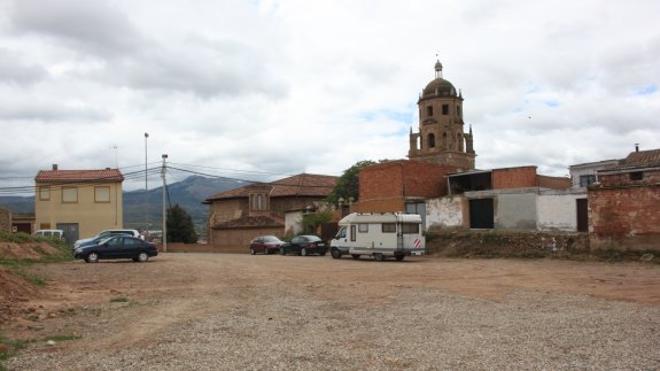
[5, 254, 660, 370]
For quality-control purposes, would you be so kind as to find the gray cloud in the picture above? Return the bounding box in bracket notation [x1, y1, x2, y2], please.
[0, 48, 47, 84]
[0, 101, 111, 122]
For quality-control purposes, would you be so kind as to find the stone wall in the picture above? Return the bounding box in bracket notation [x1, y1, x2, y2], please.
[589, 184, 660, 251]
[426, 195, 466, 229]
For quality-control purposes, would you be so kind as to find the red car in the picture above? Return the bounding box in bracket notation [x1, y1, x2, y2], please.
[249, 235, 285, 255]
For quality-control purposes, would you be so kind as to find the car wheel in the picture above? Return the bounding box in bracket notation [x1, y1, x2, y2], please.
[374, 254, 384, 262]
[351, 254, 360, 260]
[331, 248, 342, 259]
[280, 247, 285, 255]
[85, 252, 99, 263]
[320, 251, 326, 256]
[250, 248, 256, 255]
[137, 252, 149, 263]
[395, 255, 405, 262]
[301, 248, 307, 256]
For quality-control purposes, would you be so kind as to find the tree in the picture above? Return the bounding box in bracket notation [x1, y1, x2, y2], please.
[326, 160, 376, 205]
[167, 204, 198, 243]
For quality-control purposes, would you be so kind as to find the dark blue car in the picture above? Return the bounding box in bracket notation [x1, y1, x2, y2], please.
[74, 236, 158, 263]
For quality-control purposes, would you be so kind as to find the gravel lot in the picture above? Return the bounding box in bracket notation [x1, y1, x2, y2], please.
[5, 254, 660, 370]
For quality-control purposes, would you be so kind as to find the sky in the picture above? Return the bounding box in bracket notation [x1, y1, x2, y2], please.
[0, 0, 659, 190]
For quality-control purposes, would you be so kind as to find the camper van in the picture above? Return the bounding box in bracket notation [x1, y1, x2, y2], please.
[330, 213, 425, 261]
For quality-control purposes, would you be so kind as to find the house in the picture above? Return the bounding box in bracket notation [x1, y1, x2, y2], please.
[204, 173, 337, 249]
[11, 213, 35, 234]
[589, 148, 660, 251]
[35, 164, 124, 244]
[351, 160, 459, 227]
[427, 166, 574, 231]
[569, 159, 619, 189]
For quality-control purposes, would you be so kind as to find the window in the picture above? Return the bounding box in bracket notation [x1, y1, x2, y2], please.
[457, 105, 461, 116]
[62, 187, 78, 203]
[579, 175, 596, 187]
[250, 193, 267, 210]
[630, 171, 643, 181]
[358, 224, 368, 233]
[95, 186, 111, 203]
[350, 225, 356, 241]
[335, 227, 346, 239]
[442, 104, 449, 115]
[426, 106, 433, 116]
[402, 223, 420, 234]
[39, 186, 50, 201]
[428, 133, 435, 148]
[107, 237, 122, 247]
[382, 223, 396, 233]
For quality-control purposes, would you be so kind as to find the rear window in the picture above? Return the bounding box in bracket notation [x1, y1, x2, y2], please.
[402, 223, 420, 234]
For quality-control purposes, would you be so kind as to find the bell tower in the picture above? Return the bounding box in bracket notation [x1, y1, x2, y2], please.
[408, 60, 475, 170]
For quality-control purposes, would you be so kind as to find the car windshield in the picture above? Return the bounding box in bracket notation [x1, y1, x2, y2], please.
[302, 235, 321, 242]
[263, 236, 282, 243]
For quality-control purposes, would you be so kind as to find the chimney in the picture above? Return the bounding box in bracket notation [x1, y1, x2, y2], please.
[635, 143, 640, 152]
[52, 164, 58, 171]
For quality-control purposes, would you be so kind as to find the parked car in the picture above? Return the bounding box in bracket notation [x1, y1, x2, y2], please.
[280, 235, 327, 256]
[73, 229, 140, 249]
[249, 235, 285, 255]
[34, 229, 64, 240]
[73, 235, 158, 263]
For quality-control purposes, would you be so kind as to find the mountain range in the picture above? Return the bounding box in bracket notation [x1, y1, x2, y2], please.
[0, 176, 246, 234]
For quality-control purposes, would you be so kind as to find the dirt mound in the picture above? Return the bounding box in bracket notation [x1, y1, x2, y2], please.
[0, 268, 41, 325]
[0, 242, 61, 260]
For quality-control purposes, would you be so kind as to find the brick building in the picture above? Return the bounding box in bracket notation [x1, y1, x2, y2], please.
[204, 173, 337, 249]
[351, 160, 459, 226]
[589, 148, 660, 251]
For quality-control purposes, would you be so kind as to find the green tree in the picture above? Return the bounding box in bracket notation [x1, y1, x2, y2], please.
[167, 204, 198, 243]
[326, 160, 376, 205]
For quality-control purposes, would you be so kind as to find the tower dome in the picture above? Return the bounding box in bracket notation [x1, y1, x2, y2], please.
[420, 60, 457, 100]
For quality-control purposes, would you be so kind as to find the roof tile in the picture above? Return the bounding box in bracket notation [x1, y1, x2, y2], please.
[35, 169, 124, 183]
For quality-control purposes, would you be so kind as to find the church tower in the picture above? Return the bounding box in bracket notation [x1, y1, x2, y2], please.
[408, 60, 475, 170]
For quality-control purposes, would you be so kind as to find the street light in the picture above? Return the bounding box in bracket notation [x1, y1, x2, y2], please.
[144, 132, 149, 236]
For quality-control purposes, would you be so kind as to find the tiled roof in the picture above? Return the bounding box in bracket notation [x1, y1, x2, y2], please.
[606, 149, 660, 171]
[35, 169, 124, 183]
[211, 215, 284, 230]
[205, 173, 337, 202]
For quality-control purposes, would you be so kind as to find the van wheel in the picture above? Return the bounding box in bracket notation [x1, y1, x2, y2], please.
[85, 252, 99, 263]
[331, 249, 342, 259]
[395, 255, 405, 262]
[301, 248, 307, 256]
[137, 252, 149, 263]
[351, 254, 360, 260]
[374, 254, 384, 262]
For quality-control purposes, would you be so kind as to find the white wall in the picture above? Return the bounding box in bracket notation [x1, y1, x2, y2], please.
[284, 211, 303, 235]
[537, 191, 585, 231]
[426, 196, 464, 229]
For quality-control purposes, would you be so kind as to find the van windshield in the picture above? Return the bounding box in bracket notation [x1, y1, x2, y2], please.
[335, 228, 346, 239]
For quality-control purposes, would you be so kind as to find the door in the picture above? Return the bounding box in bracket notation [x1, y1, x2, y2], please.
[576, 199, 588, 232]
[469, 199, 494, 229]
[121, 238, 142, 258]
[104, 237, 124, 258]
[56, 223, 79, 245]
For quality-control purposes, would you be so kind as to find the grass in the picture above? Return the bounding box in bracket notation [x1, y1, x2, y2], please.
[0, 332, 82, 369]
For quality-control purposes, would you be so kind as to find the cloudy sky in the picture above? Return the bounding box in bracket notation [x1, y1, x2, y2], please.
[0, 0, 659, 190]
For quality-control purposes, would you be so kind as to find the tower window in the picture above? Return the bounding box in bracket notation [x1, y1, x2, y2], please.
[630, 171, 643, 181]
[427, 106, 433, 116]
[442, 104, 449, 115]
[457, 105, 461, 117]
[428, 133, 436, 148]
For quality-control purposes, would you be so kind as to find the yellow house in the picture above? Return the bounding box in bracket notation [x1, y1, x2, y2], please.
[35, 165, 124, 243]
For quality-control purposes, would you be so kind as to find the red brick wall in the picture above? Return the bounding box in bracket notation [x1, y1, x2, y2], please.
[537, 175, 571, 189]
[599, 169, 660, 187]
[357, 160, 457, 212]
[492, 166, 537, 189]
[589, 184, 660, 251]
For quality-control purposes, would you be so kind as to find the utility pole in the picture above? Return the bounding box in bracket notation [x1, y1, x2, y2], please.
[161, 154, 168, 252]
[144, 133, 149, 236]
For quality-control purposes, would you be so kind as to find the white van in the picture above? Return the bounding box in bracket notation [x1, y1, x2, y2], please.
[330, 213, 425, 261]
